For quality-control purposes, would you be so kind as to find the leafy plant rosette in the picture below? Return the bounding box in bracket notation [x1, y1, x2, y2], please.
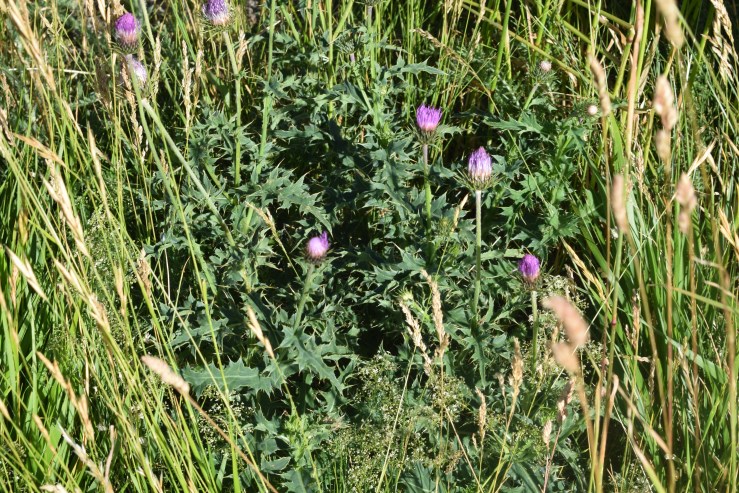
[140, 29, 598, 489]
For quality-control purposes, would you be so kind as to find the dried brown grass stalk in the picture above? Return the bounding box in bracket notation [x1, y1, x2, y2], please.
[611, 174, 629, 234]
[59, 426, 113, 493]
[400, 301, 433, 372]
[510, 339, 524, 403]
[5, 248, 47, 301]
[551, 342, 580, 374]
[675, 173, 697, 235]
[246, 306, 275, 358]
[0, 399, 10, 421]
[709, 0, 738, 81]
[152, 36, 162, 100]
[182, 40, 193, 134]
[588, 56, 612, 116]
[420, 269, 449, 359]
[654, 0, 684, 48]
[543, 296, 589, 347]
[475, 387, 487, 444]
[136, 248, 152, 298]
[37, 352, 95, 442]
[43, 162, 90, 257]
[54, 260, 86, 297]
[140, 355, 190, 396]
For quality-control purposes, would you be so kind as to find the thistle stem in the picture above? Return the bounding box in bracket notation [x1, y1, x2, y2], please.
[422, 143, 434, 261]
[294, 264, 316, 330]
[223, 31, 242, 186]
[472, 190, 482, 322]
[530, 289, 539, 371]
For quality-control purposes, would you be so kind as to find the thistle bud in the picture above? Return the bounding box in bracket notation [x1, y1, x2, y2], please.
[416, 104, 442, 134]
[202, 0, 230, 26]
[114, 13, 140, 51]
[467, 147, 492, 189]
[518, 254, 541, 284]
[306, 231, 330, 262]
[587, 104, 599, 116]
[539, 60, 552, 73]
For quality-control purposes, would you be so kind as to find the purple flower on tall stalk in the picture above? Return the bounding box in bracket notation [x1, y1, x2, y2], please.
[416, 104, 442, 134]
[202, 0, 230, 25]
[306, 232, 330, 262]
[125, 55, 147, 86]
[114, 13, 140, 50]
[518, 254, 541, 284]
[467, 147, 492, 188]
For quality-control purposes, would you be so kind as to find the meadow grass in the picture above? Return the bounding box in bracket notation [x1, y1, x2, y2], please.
[1, 0, 739, 491]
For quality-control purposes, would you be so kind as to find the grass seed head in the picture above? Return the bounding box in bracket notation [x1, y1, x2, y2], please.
[141, 355, 190, 396]
[543, 295, 589, 347]
[676, 173, 697, 234]
[611, 174, 629, 234]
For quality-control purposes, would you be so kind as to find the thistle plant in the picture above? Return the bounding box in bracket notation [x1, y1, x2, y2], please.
[416, 104, 441, 258]
[114, 13, 140, 52]
[519, 254, 541, 369]
[202, 0, 241, 184]
[335, 26, 362, 64]
[466, 146, 492, 323]
[295, 232, 330, 330]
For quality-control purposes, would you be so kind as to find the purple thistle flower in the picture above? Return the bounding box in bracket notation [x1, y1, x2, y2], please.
[467, 147, 492, 188]
[125, 55, 147, 86]
[416, 104, 442, 133]
[518, 254, 541, 284]
[202, 0, 230, 25]
[306, 231, 330, 261]
[114, 13, 140, 50]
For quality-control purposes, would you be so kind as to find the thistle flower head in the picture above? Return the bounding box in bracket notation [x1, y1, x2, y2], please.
[125, 55, 147, 86]
[518, 254, 541, 284]
[202, 0, 230, 26]
[416, 104, 442, 134]
[114, 13, 140, 50]
[587, 104, 598, 116]
[306, 231, 330, 261]
[539, 60, 552, 73]
[467, 147, 492, 189]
